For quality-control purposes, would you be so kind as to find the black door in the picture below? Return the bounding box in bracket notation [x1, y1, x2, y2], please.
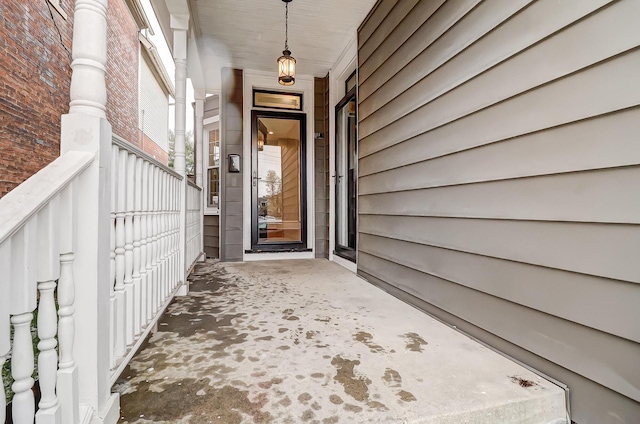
[335, 87, 357, 261]
[251, 110, 307, 252]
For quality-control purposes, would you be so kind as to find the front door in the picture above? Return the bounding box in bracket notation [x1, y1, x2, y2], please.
[251, 110, 307, 251]
[334, 88, 357, 261]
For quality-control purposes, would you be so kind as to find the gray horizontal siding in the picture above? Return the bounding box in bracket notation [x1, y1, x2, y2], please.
[220, 68, 243, 261]
[357, 0, 640, 422]
[358, 251, 639, 402]
[204, 215, 219, 259]
[314, 76, 329, 258]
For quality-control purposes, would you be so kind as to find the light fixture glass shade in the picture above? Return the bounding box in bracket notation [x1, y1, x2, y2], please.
[278, 49, 296, 86]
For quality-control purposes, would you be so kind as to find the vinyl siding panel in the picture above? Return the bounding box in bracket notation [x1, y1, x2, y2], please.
[203, 215, 219, 258]
[357, 1, 640, 422]
[358, 252, 640, 403]
[220, 68, 243, 261]
[139, 56, 169, 151]
[313, 75, 330, 258]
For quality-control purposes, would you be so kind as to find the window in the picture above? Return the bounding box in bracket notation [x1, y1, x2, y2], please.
[207, 129, 220, 209]
[253, 90, 302, 111]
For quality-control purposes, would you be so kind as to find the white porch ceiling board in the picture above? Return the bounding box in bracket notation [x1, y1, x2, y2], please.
[192, 0, 377, 88]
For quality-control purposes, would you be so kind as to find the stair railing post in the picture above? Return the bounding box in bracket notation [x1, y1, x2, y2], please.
[59, 0, 119, 422]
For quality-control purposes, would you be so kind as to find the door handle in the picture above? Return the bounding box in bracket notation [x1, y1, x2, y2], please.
[253, 171, 258, 187]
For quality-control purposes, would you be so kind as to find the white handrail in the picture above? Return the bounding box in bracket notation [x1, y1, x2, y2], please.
[0, 151, 94, 245]
[0, 150, 95, 424]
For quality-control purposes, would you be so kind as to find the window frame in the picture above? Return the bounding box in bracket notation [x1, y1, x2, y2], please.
[204, 124, 221, 215]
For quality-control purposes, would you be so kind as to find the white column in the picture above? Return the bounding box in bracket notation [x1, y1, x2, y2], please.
[194, 97, 205, 261]
[60, 0, 119, 422]
[172, 18, 189, 295]
[194, 97, 204, 188]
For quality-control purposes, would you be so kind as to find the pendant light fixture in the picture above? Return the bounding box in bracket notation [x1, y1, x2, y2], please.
[277, 0, 296, 86]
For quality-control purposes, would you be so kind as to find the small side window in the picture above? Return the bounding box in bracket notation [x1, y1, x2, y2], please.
[207, 129, 220, 208]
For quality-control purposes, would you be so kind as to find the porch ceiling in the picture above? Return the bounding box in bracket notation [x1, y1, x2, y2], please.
[190, 0, 377, 91]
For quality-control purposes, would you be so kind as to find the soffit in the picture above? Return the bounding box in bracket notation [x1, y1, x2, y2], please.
[190, 0, 377, 88]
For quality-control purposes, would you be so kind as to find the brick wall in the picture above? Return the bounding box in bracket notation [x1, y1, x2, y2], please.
[140, 131, 169, 165]
[0, 0, 142, 198]
[0, 0, 73, 197]
[106, 0, 139, 146]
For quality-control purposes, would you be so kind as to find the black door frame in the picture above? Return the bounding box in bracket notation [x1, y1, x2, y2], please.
[334, 85, 357, 262]
[250, 109, 308, 252]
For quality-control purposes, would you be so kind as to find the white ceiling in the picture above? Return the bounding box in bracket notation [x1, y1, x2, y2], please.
[189, 0, 377, 91]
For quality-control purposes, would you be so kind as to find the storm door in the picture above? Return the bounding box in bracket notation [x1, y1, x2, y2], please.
[334, 83, 357, 261]
[251, 110, 307, 251]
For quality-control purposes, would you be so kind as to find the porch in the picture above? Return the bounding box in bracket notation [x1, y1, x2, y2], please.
[115, 259, 566, 423]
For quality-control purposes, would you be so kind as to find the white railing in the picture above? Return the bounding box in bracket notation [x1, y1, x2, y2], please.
[186, 181, 203, 270]
[109, 136, 184, 380]
[0, 151, 94, 424]
[0, 134, 204, 423]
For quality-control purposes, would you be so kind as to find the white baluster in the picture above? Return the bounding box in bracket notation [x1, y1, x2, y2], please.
[163, 174, 170, 298]
[9, 222, 38, 424]
[166, 175, 172, 295]
[175, 179, 180, 286]
[0, 240, 10, 424]
[140, 161, 149, 326]
[158, 172, 166, 304]
[109, 144, 118, 369]
[133, 157, 143, 336]
[114, 148, 127, 358]
[1, 354, 5, 424]
[151, 166, 159, 315]
[37, 279, 60, 423]
[158, 170, 165, 306]
[57, 185, 78, 424]
[36, 202, 62, 424]
[124, 152, 136, 345]
[170, 178, 177, 289]
[11, 312, 35, 424]
[163, 173, 173, 300]
[145, 164, 154, 322]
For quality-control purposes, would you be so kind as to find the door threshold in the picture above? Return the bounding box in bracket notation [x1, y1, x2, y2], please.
[245, 248, 312, 254]
[244, 250, 315, 262]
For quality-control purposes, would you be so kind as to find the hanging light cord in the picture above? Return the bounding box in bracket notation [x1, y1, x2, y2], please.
[284, 2, 289, 51]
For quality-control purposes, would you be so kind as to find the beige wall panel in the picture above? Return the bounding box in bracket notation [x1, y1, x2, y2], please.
[358, 253, 640, 403]
[360, 108, 640, 178]
[358, 0, 399, 47]
[360, 109, 640, 188]
[358, 0, 420, 65]
[359, 0, 446, 84]
[359, 233, 640, 342]
[358, 0, 640, 420]
[360, 166, 640, 224]
[359, 0, 531, 103]
[359, 215, 640, 284]
[359, 0, 480, 101]
[360, 49, 640, 158]
[360, 0, 629, 132]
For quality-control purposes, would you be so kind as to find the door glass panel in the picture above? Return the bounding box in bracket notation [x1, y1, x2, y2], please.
[335, 97, 357, 259]
[208, 168, 219, 208]
[256, 117, 302, 244]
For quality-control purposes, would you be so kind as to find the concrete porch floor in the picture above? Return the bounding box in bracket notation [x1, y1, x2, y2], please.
[114, 259, 567, 424]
